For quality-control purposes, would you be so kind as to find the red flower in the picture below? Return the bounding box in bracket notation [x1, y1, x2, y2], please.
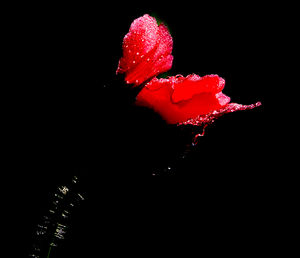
[117, 14, 261, 125]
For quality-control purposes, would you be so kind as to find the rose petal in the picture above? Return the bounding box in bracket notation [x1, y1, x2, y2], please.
[215, 92, 231, 106]
[171, 74, 225, 103]
[178, 102, 262, 126]
[136, 77, 184, 123]
[116, 14, 173, 86]
[136, 75, 230, 124]
[176, 92, 230, 121]
[117, 14, 158, 74]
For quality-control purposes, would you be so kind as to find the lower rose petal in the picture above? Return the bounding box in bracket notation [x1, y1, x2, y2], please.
[136, 75, 261, 125]
[175, 93, 227, 123]
[136, 85, 230, 124]
[136, 81, 183, 123]
[178, 102, 262, 126]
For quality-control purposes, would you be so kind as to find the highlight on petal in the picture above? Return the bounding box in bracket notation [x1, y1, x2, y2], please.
[116, 14, 173, 86]
[215, 92, 231, 106]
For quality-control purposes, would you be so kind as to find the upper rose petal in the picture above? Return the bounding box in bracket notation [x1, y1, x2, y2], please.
[136, 75, 230, 124]
[116, 14, 173, 86]
[171, 74, 225, 103]
[118, 14, 158, 73]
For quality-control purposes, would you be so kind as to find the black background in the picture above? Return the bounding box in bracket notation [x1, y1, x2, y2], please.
[6, 2, 275, 256]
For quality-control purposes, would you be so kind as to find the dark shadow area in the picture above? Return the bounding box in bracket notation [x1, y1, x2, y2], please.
[7, 3, 272, 257]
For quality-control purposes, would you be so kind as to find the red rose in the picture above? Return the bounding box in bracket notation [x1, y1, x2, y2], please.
[117, 14, 261, 125]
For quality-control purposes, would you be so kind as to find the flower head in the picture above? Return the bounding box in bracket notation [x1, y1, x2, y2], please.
[117, 14, 261, 125]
